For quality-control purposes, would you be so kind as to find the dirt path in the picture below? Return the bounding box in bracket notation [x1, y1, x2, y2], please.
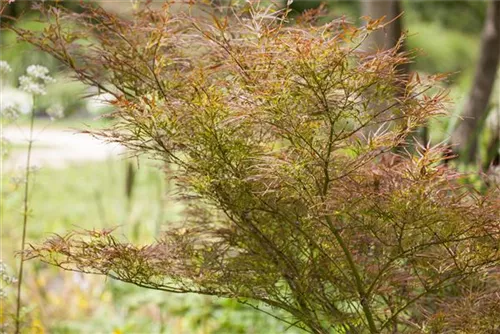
[2, 126, 125, 170]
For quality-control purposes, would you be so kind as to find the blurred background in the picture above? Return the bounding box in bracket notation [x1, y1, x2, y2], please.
[1, 1, 499, 333]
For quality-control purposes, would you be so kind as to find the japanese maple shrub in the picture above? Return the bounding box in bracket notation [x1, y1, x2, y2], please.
[11, 2, 500, 333]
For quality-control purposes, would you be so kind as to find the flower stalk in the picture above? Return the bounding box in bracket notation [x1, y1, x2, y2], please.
[12, 64, 54, 334]
[14, 95, 36, 334]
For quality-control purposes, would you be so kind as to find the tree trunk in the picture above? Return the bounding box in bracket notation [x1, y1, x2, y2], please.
[361, 0, 403, 51]
[361, 1, 413, 142]
[361, 0, 410, 76]
[451, 1, 500, 164]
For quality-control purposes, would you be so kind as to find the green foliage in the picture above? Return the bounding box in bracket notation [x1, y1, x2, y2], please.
[406, 21, 479, 76]
[405, 0, 487, 35]
[288, 0, 324, 13]
[10, 2, 500, 333]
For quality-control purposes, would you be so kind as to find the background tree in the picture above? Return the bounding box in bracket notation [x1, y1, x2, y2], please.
[361, 0, 403, 52]
[451, 0, 500, 165]
[359, 0, 416, 146]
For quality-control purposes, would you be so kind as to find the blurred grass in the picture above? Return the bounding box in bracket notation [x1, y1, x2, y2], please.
[407, 21, 479, 78]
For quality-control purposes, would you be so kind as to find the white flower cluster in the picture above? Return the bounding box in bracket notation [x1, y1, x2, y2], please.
[0, 60, 12, 77]
[0, 261, 16, 319]
[46, 103, 64, 119]
[19, 65, 55, 96]
[0, 104, 21, 120]
[26, 65, 53, 82]
[0, 261, 18, 297]
[19, 75, 47, 95]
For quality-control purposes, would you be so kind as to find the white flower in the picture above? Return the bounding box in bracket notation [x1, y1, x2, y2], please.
[0, 104, 21, 120]
[0, 261, 17, 287]
[46, 103, 64, 119]
[26, 64, 49, 77]
[18, 65, 55, 96]
[26, 65, 55, 83]
[0, 61, 11, 76]
[19, 75, 47, 95]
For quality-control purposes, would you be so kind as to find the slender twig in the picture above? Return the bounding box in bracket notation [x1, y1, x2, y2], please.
[325, 216, 379, 334]
[15, 96, 37, 334]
